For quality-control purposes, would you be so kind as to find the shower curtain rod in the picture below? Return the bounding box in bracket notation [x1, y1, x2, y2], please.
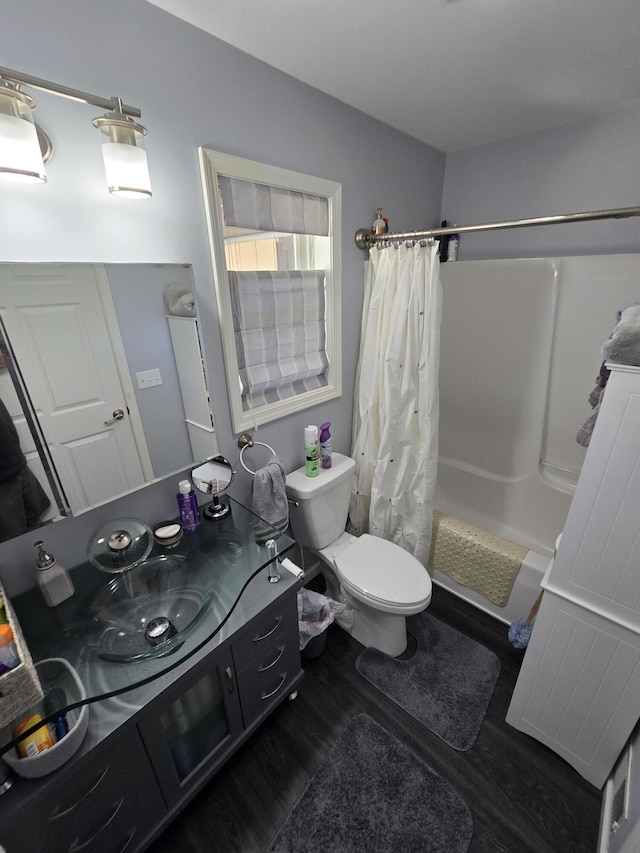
[353, 204, 640, 249]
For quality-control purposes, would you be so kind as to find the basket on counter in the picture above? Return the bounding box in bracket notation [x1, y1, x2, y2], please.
[0, 582, 43, 730]
[3, 657, 88, 778]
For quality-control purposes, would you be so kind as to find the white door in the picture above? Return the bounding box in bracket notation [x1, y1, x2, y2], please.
[0, 264, 150, 514]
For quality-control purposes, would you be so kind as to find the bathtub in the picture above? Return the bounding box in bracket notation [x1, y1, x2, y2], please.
[433, 254, 640, 625]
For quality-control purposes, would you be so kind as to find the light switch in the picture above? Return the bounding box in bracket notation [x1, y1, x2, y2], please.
[136, 368, 163, 389]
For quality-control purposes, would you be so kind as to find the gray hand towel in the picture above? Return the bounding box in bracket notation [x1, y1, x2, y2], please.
[602, 304, 640, 365]
[252, 456, 289, 532]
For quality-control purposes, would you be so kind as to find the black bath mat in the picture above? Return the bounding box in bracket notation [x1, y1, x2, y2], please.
[268, 714, 473, 853]
[356, 613, 500, 751]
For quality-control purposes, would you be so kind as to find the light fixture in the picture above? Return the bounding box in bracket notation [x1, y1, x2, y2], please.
[92, 101, 151, 199]
[0, 65, 152, 199]
[0, 82, 47, 183]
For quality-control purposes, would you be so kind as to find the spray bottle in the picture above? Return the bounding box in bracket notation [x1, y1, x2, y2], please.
[320, 422, 332, 469]
[304, 425, 320, 477]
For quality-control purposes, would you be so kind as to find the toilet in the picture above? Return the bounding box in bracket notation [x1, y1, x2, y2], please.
[286, 453, 432, 656]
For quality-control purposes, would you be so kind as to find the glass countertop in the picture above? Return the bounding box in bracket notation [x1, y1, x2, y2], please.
[3, 497, 294, 756]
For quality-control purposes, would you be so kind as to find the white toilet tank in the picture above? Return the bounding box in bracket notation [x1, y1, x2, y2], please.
[286, 453, 356, 548]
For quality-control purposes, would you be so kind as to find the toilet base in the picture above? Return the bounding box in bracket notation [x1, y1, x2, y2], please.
[350, 604, 408, 657]
[316, 562, 410, 656]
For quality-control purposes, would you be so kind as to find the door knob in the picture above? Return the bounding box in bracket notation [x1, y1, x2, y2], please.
[104, 408, 125, 425]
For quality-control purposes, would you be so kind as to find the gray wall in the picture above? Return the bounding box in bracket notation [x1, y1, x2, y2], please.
[0, 0, 445, 594]
[441, 107, 640, 260]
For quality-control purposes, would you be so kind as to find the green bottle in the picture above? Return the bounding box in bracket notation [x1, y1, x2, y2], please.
[305, 425, 320, 477]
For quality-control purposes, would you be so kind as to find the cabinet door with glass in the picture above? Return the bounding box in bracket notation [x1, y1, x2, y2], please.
[138, 644, 243, 806]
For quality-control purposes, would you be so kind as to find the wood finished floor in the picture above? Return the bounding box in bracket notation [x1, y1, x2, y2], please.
[147, 585, 602, 853]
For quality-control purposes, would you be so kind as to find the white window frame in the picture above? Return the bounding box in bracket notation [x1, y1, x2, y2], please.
[199, 148, 342, 433]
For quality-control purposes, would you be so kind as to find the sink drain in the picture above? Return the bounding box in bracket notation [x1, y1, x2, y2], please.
[144, 616, 178, 646]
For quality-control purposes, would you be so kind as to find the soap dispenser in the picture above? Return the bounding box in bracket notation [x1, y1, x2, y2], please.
[35, 540, 74, 607]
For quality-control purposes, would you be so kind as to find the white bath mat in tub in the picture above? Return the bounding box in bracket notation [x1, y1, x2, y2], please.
[429, 512, 527, 606]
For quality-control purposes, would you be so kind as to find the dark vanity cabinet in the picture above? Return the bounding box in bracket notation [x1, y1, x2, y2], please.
[0, 728, 166, 853]
[0, 570, 303, 853]
[138, 589, 300, 809]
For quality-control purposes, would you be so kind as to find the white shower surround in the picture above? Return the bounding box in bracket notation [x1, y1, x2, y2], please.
[433, 254, 640, 624]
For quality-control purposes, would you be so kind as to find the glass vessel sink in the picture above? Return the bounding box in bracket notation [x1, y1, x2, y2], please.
[5, 497, 295, 758]
[86, 554, 214, 662]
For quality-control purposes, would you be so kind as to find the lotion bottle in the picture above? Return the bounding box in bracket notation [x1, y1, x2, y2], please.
[177, 480, 201, 532]
[35, 540, 74, 607]
[372, 208, 385, 235]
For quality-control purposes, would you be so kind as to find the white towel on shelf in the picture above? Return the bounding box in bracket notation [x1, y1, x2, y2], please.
[252, 456, 289, 532]
[163, 283, 196, 317]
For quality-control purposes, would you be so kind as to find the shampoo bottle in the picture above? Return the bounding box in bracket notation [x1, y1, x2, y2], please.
[177, 480, 201, 532]
[35, 540, 74, 607]
[320, 422, 332, 469]
[304, 425, 320, 477]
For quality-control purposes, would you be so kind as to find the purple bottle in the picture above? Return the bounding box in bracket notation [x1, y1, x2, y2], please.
[177, 480, 200, 532]
[320, 422, 332, 469]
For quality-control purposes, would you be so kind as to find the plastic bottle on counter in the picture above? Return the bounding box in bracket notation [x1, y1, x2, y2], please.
[177, 480, 201, 532]
[305, 425, 320, 477]
[320, 422, 332, 469]
[35, 540, 74, 607]
[448, 226, 460, 261]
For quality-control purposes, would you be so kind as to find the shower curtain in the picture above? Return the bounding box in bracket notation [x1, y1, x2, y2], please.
[349, 242, 442, 565]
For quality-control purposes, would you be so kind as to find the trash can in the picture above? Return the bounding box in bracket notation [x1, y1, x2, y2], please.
[297, 588, 345, 660]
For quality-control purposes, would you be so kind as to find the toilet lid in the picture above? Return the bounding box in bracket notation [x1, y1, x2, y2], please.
[335, 534, 432, 607]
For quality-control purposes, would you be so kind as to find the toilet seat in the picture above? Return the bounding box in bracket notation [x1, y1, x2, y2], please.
[334, 534, 432, 615]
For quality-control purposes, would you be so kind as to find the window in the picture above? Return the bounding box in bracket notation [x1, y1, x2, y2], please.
[199, 149, 342, 432]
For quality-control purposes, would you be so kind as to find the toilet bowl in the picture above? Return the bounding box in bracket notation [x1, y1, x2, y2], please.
[286, 453, 432, 656]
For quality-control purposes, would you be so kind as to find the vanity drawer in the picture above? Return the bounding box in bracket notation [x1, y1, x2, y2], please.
[236, 623, 301, 727]
[232, 591, 297, 672]
[0, 729, 165, 853]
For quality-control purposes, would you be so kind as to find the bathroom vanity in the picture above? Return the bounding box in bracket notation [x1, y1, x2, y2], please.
[0, 497, 303, 853]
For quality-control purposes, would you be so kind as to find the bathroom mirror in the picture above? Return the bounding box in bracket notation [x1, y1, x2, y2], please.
[0, 262, 218, 546]
[191, 456, 235, 520]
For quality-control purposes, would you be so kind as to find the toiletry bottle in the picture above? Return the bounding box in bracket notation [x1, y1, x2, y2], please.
[372, 208, 385, 235]
[35, 540, 74, 607]
[448, 226, 459, 261]
[439, 220, 450, 262]
[0, 623, 19, 673]
[320, 422, 332, 469]
[304, 425, 320, 477]
[177, 479, 201, 532]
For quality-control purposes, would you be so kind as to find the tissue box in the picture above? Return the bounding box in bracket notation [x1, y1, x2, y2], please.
[0, 582, 43, 730]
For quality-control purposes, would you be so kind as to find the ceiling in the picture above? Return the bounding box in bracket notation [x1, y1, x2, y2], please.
[147, 0, 640, 153]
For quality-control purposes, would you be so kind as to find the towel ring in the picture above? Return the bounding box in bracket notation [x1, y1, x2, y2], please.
[238, 433, 277, 475]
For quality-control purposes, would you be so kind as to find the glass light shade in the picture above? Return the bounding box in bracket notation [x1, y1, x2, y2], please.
[93, 113, 151, 199]
[101, 140, 151, 198]
[0, 89, 46, 183]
